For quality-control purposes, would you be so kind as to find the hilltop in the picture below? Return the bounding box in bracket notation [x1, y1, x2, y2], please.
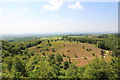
[29, 39, 112, 66]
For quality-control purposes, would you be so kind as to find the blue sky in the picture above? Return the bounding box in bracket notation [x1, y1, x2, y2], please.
[0, 1, 118, 34]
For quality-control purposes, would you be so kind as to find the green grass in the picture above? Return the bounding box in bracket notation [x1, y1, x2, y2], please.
[8, 37, 38, 42]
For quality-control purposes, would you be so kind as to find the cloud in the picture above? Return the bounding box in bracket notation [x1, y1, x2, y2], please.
[43, 0, 63, 11]
[68, 1, 83, 9]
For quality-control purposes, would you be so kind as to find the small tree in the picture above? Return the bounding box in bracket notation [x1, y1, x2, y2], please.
[69, 58, 71, 63]
[83, 46, 85, 49]
[87, 48, 91, 51]
[92, 53, 95, 56]
[68, 50, 70, 52]
[12, 57, 25, 74]
[89, 49, 91, 51]
[63, 61, 69, 70]
[100, 50, 105, 58]
[47, 40, 50, 43]
[47, 43, 51, 46]
[56, 53, 63, 63]
[48, 54, 55, 60]
[84, 56, 87, 59]
[46, 48, 49, 51]
[37, 46, 41, 48]
[62, 52, 66, 57]
[75, 54, 78, 58]
[42, 52, 45, 56]
[65, 64, 78, 78]
[66, 56, 70, 58]
[52, 48, 55, 52]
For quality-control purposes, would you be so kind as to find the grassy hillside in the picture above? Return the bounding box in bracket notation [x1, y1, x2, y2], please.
[29, 39, 112, 66]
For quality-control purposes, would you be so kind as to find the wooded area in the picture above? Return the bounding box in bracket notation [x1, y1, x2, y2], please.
[1, 34, 120, 79]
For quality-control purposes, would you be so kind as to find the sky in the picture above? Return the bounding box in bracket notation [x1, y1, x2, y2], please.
[0, 0, 118, 34]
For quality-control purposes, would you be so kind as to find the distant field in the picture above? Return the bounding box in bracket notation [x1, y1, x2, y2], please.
[6, 36, 63, 42]
[29, 40, 112, 66]
[7, 37, 38, 42]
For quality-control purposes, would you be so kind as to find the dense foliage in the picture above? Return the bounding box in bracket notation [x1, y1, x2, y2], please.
[1, 34, 120, 79]
[62, 34, 119, 50]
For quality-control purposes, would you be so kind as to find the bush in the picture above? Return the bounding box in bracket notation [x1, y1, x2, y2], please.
[92, 53, 95, 56]
[52, 48, 55, 52]
[66, 56, 70, 58]
[47, 43, 52, 46]
[46, 48, 49, 51]
[42, 52, 45, 56]
[68, 50, 70, 52]
[56, 53, 63, 63]
[63, 61, 69, 70]
[62, 53, 66, 57]
[75, 54, 78, 58]
[48, 54, 55, 60]
[84, 56, 87, 59]
[37, 46, 41, 48]
[87, 48, 91, 51]
[83, 46, 85, 49]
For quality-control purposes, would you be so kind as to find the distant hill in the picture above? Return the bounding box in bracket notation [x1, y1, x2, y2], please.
[8, 37, 38, 42]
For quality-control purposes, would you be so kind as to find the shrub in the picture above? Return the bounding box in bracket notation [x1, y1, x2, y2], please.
[87, 48, 91, 51]
[83, 46, 85, 49]
[63, 61, 69, 70]
[42, 52, 45, 56]
[47, 43, 51, 46]
[75, 54, 78, 58]
[68, 50, 70, 52]
[92, 53, 95, 56]
[66, 56, 70, 58]
[62, 52, 66, 57]
[84, 56, 87, 59]
[46, 48, 49, 51]
[52, 48, 55, 52]
[37, 46, 41, 48]
[56, 53, 63, 63]
[48, 54, 55, 60]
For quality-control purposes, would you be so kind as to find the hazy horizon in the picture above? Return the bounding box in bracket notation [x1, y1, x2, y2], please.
[1, 31, 118, 35]
[0, 1, 118, 34]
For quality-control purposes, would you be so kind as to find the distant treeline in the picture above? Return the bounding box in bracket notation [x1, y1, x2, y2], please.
[8, 37, 38, 42]
[62, 34, 119, 50]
